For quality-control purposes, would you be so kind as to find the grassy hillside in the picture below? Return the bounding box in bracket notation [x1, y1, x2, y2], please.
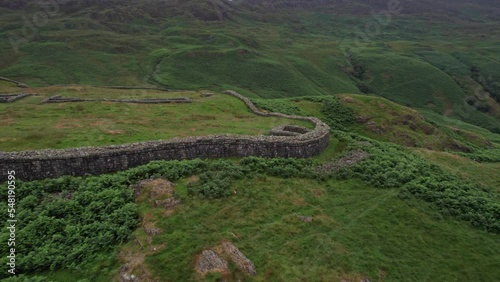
[414, 149, 500, 190]
[124, 177, 500, 281]
[2, 91, 498, 281]
[2, 142, 498, 281]
[0, 1, 499, 281]
[0, 0, 499, 131]
[254, 93, 499, 153]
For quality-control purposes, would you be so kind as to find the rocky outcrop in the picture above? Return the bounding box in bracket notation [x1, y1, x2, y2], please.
[222, 241, 256, 276]
[195, 250, 229, 275]
[195, 241, 256, 277]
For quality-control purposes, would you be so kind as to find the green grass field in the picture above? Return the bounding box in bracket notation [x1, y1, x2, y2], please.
[0, 86, 312, 151]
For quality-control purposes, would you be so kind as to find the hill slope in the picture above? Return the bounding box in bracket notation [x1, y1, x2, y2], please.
[1, 3, 500, 279]
[1, 0, 499, 131]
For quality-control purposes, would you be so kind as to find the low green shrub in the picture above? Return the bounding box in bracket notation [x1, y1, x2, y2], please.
[187, 171, 233, 199]
[0, 159, 211, 276]
[318, 97, 356, 130]
[334, 132, 500, 233]
[0, 175, 138, 274]
[458, 147, 500, 163]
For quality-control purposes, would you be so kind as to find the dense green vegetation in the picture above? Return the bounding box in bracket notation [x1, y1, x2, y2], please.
[319, 97, 357, 131]
[0, 174, 138, 274]
[457, 146, 500, 162]
[414, 150, 500, 190]
[342, 133, 499, 232]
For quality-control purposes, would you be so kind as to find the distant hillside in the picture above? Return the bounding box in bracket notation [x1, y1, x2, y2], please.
[0, 0, 499, 132]
[1, 0, 500, 20]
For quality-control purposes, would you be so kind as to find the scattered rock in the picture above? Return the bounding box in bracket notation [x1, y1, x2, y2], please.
[201, 92, 214, 97]
[120, 264, 129, 273]
[315, 150, 368, 174]
[402, 114, 414, 125]
[222, 241, 256, 276]
[194, 241, 257, 277]
[341, 96, 354, 103]
[17, 83, 29, 88]
[143, 224, 160, 236]
[132, 178, 175, 201]
[154, 197, 181, 209]
[298, 215, 313, 223]
[119, 264, 140, 282]
[366, 121, 385, 135]
[450, 141, 472, 153]
[366, 121, 376, 127]
[118, 240, 159, 281]
[120, 273, 139, 282]
[132, 178, 180, 215]
[356, 115, 372, 123]
[195, 250, 229, 275]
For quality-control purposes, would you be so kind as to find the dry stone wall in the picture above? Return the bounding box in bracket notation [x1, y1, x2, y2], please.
[0, 76, 28, 88]
[92, 85, 174, 92]
[0, 93, 34, 103]
[41, 95, 192, 104]
[0, 90, 330, 181]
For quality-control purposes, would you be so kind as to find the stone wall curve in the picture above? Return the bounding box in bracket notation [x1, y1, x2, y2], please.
[0, 90, 330, 181]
